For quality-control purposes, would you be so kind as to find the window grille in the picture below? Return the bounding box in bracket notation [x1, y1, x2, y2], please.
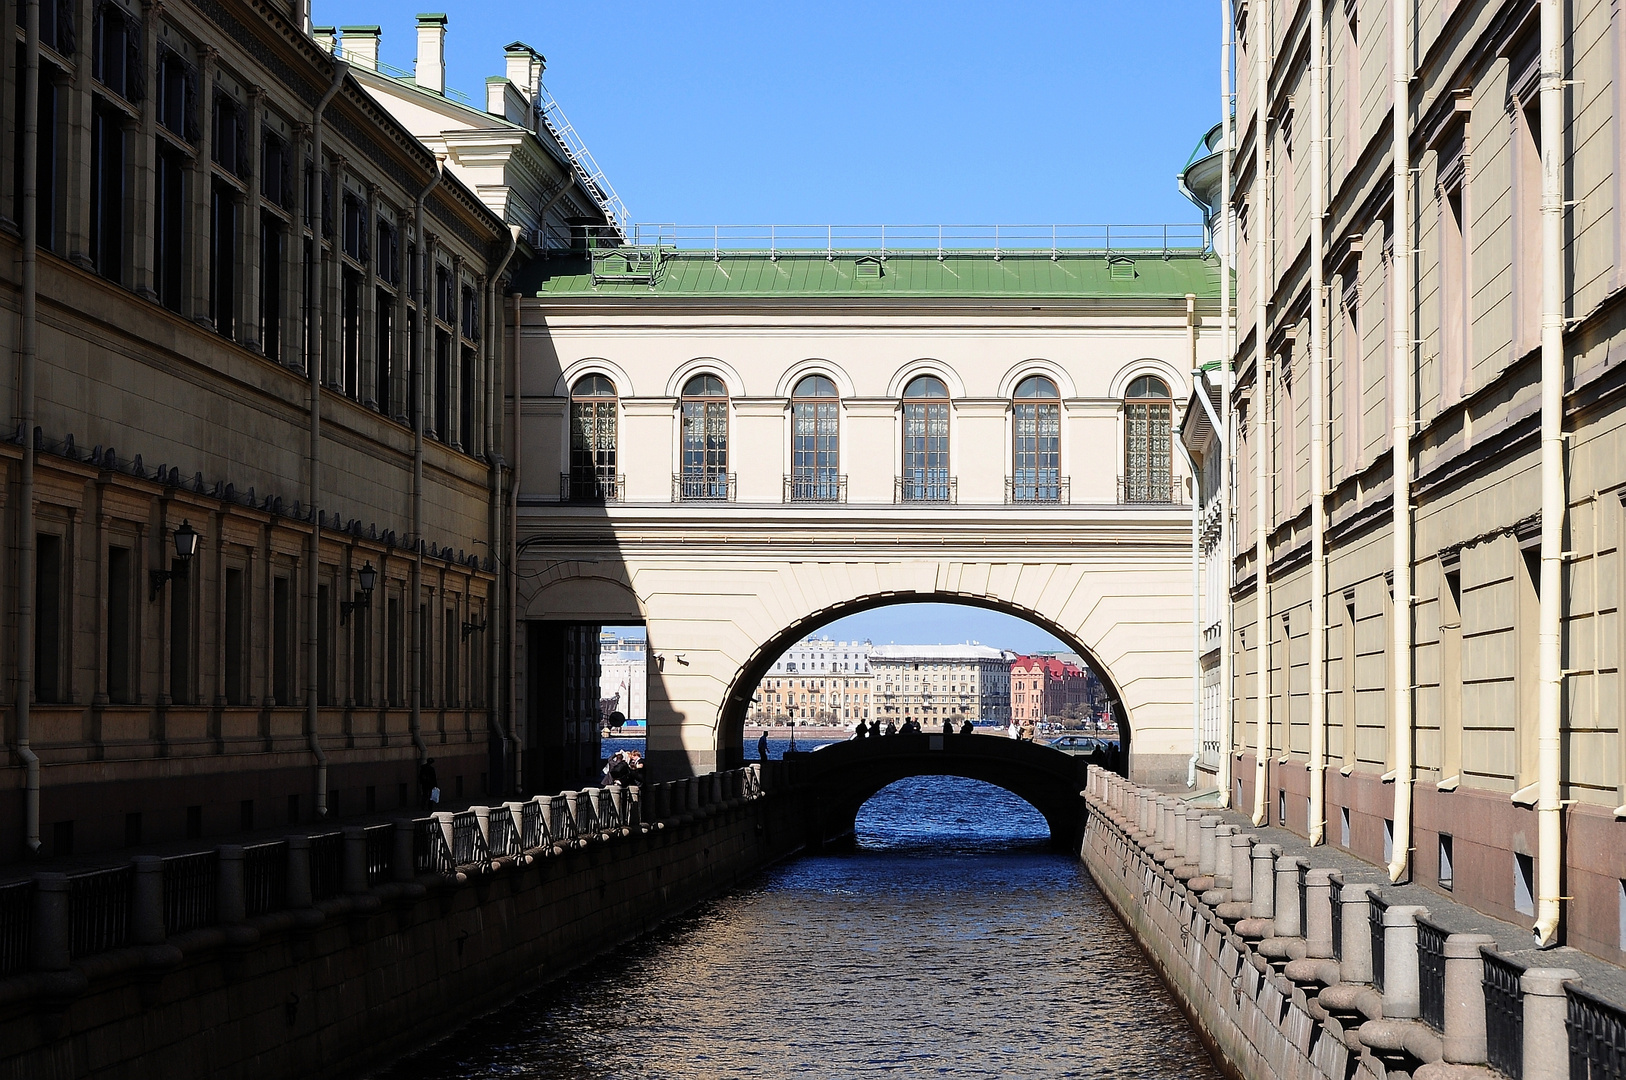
[680, 374, 730, 500]
[902, 375, 950, 501]
[1123, 375, 1173, 503]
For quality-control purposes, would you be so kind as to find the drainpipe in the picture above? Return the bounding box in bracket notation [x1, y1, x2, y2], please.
[1308, 0, 1329, 846]
[508, 291, 522, 792]
[411, 159, 444, 766]
[535, 175, 575, 254]
[1533, 0, 1565, 947]
[305, 57, 347, 819]
[13, 0, 42, 853]
[1219, 0, 1236, 809]
[485, 225, 519, 792]
[1185, 295, 1202, 788]
[1251, 0, 1271, 827]
[1387, 0, 1414, 883]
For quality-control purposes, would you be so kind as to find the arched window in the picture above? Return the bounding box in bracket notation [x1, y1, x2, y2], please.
[1123, 374, 1173, 503]
[900, 375, 951, 502]
[568, 374, 618, 501]
[1011, 375, 1061, 502]
[790, 374, 840, 501]
[680, 374, 731, 500]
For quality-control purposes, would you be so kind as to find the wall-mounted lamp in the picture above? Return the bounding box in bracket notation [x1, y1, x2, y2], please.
[339, 561, 377, 624]
[149, 520, 199, 601]
[460, 615, 487, 639]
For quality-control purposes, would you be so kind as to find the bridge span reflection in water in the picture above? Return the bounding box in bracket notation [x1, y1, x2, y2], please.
[376, 748, 1224, 1080]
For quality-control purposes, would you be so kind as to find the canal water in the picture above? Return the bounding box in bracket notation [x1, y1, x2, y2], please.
[376, 745, 1223, 1079]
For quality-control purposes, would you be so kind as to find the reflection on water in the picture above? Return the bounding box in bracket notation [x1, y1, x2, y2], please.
[375, 773, 1223, 1080]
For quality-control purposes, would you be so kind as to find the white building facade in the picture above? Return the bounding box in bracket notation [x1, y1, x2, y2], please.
[870, 644, 1015, 727]
[746, 637, 872, 727]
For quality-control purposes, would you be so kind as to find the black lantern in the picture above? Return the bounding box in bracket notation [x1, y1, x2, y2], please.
[149, 520, 200, 601]
[341, 561, 377, 624]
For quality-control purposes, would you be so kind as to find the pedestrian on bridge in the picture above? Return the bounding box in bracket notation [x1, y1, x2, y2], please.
[941, 719, 953, 737]
[960, 719, 974, 736]
[418, 758, 438, 810]
[758, 730, 770, 762]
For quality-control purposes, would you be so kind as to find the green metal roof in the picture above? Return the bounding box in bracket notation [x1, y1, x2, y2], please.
[514, 248, 1221, 300]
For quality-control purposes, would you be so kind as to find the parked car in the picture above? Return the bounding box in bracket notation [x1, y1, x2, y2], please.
[1048, 734, 1105, 756]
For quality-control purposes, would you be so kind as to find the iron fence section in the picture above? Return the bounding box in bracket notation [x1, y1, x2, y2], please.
[895, 476, 957, 504]
[1417, 918, 1447, 1032]
[1005, 476, 1070, 504]
[574, 791, 601, 836]
[0, 880, 33, 976]
[243, 841, 286, 916]
[785, 473, 847, 503]
[414, 818, 455, 876]
[559, 472, 625, 503]
[672, 473, 736, 502]
[487, 809, 521, 859]
[363, 825, 392, 886]
[69, 866, 132, 959]
[549, 795, 580, 846]
[1569, 982, 1626, 1080]
[308, 833, 343, 901]
[161, 852, 218, 936]
[1330, 880, 1343, 962]
[1368, 892, 1389, 992]
[597, 788, 623, 831]
[522, 801, 548, 850]
[1483, 949, 1526, 1080]
[451, 811, 490, 869]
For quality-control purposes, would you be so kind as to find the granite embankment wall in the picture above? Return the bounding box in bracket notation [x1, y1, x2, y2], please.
[0, 768, 803, 1080]
[1079, 767, 1626, 1080]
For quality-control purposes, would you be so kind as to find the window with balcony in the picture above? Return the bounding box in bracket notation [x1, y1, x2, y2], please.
[900, 375, 951, 502]
[679, 374, 731, 500]
[1011, 375, 1062, 502]
[568, 374, 619, 501]
[790, 374, 840, 501]
[1122, 375, 1173, 502]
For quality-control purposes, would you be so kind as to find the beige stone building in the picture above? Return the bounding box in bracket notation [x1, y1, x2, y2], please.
[1203, 0, 1626, 963]
[746, 636, 871, 727]
[0, 0, 513, 861]
[871, 644, 1014, 727]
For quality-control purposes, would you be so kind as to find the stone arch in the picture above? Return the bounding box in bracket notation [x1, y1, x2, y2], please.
[885, 358, 967, 399]
[995, 358, 1078, 400]
[664, 357, 748, 399]
[553, 357, 635, 399]
[1107, 357, 1185, 401]
[774, 359, 857, 400]
[716, 591, 1132, 769]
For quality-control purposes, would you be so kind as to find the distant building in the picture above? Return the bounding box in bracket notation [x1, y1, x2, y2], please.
[870, 644, 1014, 727]
[747, 637, 872, 726]
[598, 632, 647, 723]
[1009, 655, 1093, 724]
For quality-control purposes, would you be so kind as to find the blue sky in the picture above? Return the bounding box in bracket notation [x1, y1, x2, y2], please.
[315, 1, 1219, 225]
[607, 603, 1069, 654]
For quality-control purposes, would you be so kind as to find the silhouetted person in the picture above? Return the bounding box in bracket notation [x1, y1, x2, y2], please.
[418, 758, 438, 810]
[884, 721, 897, 736]
[758, 730, 770, 762]
[941, 719, 953, 736]
[853, 720, 869, 739]
[960, 719, 974, 736]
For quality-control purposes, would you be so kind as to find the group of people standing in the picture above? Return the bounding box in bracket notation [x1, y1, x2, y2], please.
[851, 717, 974, 739]
[1006, 719, 1039, 742]
[601, 750, 646, 787]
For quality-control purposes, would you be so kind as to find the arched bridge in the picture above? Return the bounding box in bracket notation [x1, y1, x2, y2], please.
[785, 734, 1094, 850]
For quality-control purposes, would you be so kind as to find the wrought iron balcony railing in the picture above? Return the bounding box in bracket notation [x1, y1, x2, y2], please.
[673, 472, 737, 502]
[1005, 476, 1070, 504]
[559, 472, 626, 504]
[784, 473, 847, 503]
[1117, 475, 1185, 505]
[894, 476, 957, 504]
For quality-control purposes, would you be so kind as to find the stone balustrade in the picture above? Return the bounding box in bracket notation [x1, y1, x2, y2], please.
[0, 765, 769, 988]
[1079, 765, 1621, 1080]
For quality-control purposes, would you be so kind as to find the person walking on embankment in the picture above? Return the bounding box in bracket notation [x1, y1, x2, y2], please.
[758, 730, 770, 762]
[418, 758, 438, 810]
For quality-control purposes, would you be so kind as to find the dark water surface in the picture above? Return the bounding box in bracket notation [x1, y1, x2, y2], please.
[376, 768, 1223, 1080]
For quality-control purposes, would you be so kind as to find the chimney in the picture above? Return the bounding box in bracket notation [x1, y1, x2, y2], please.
[341, 25, 380, 70]
[312, 25, 336, 53]
[504, 42, 545, 101]
[415, 13, 447, 95]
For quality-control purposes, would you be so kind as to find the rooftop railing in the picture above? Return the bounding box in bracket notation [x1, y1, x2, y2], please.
[590, 222, 1206, 259]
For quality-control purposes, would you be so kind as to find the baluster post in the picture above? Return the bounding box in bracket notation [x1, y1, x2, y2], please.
[1442, 933, 1496, 1064]
[1275, 856, 1306, 938]
[393, 818, 416, 882]
[1303, 868, 1336, 959]
[1380, 904, 1429, 1019]
[31, 872, 70, 972]
[1519, 968, 1580, 1080]
[1250, 843, 1279, 920]
[217, 844, 246, 923]
[1198, 815, 1219, 875]
[1337, 883, 1375, 984]
[286, 835, 313, 908]
[132, 855, 165, 945]
[342, 826, 367, 894]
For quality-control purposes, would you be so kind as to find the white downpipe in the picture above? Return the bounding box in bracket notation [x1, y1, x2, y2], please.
[508, 291, 523, 793]
[14, 0, 42, 853]
[1308, 0, 1329, 846]
[1219, 0, 1236, 809]
[1387, 0, 1414, 883]
[1185, 295, 1202, 788]
[1533, 0, 1565, 947]
[410, 159, 444, 767]
[1251, 0, 1271, 827]
[485, 225, 519, 792]
[305, 58, 347, 819]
